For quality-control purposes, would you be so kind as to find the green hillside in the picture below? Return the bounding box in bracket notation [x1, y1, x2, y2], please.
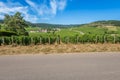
[26, 20, 120, 38]
[91, 20, 120, 26]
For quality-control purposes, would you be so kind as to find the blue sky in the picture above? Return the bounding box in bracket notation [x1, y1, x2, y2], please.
[0, 0, 120, 24]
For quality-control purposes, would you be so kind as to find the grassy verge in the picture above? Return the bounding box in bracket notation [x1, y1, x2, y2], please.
[0, 43, 120, 55]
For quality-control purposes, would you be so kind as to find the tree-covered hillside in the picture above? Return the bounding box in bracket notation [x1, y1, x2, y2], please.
[26, 22, 81, 28]
[1, 19, 120, 29]
[89, 20, 120, 27]
[28, 20, 120, 28]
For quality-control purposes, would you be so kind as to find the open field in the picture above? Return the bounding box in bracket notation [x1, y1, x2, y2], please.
[0, 43, 120, 55]
[28, 27, 106, 37]
[27, 25, 120, 37]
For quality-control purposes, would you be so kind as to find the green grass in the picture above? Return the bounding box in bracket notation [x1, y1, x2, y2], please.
[56, 29, 80, 37]
[27, 26, 120, 38]
[28, 28, 81, 38]
[72, 26, 107, 35]
[25, 27, 41, 31]
[116, 27, 120, 34]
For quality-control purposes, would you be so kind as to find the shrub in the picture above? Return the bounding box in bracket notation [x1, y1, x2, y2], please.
[0, 31, 17, 36]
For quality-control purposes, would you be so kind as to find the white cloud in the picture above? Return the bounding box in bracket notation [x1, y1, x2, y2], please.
[50, 0, 57, 15]
[25, 0, 67, 16]
[0, 1, 35, 22]
[58, 0, 67, 10]
[0, 2, 5, 7]
[25, 0, 35, 7]
[49, 0, 67, 15]
[0, 6, 28, 14]
[26, 0, 51, 16]
[22, 11, 38, 23]
[0, 0, 68, 22]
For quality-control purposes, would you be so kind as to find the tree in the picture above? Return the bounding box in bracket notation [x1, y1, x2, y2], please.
[4, 12, 29, 36]
[0, 25, 1, 29]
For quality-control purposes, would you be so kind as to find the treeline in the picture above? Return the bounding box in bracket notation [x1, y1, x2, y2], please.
[0, 34, 119, 46]
[27, 22, 81, 29]
[22, 20, 120, 29]
[91, 20, 120, 26]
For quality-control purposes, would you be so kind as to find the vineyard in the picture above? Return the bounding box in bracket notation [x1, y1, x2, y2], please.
[0, 34, 119, 46]
[1, 13, 120, 46]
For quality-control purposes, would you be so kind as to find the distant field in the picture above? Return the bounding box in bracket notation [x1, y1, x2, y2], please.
[27, 25, 120, 37]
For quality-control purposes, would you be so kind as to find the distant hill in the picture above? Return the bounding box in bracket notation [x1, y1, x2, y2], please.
[88, 20, 120, 27]
[1, 19, 120, 28]
[26, 22, 81, 28]
[26, 20, 120, 28]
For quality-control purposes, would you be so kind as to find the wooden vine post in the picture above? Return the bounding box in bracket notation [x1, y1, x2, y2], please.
[31, 37, 33, 45]
[57, 35, 61, 44]
[48, 36, 51, 44]
[96, 35, 98, 43]
[11, 36, 14, 45]
[113, 35, 116, 44]
[76, 36, 79, 44]
[104, 35, 106, 43]
[39, 37, 42, 44]
[2, 37, 4, 45]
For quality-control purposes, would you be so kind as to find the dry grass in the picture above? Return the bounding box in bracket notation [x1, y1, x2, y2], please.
[0, 43, 120, 55]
